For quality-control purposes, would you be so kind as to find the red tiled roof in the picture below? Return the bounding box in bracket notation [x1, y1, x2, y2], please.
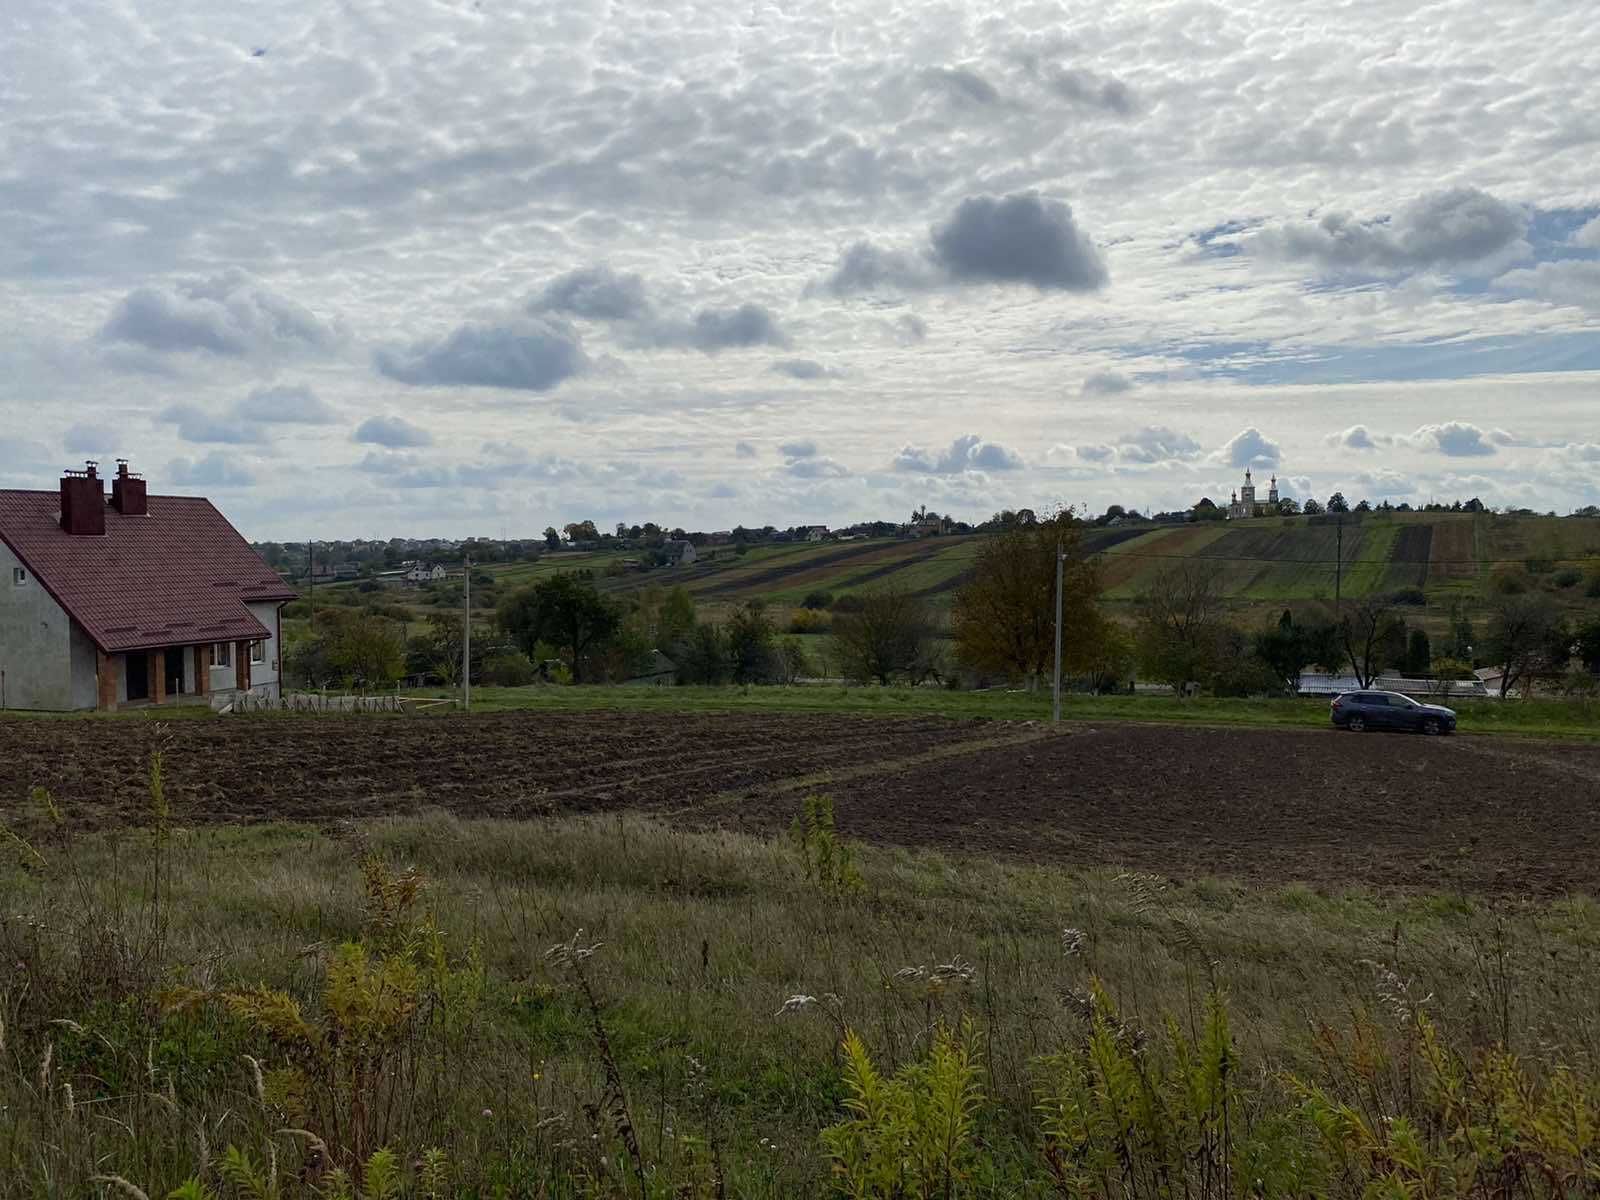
[0, 489, 298, 654]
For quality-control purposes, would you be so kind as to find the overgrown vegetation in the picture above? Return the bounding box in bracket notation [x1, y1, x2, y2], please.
[8, 742, 1600, 1196]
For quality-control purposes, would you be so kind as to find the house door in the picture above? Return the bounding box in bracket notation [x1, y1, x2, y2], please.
[165, 647, 185, 696]
[125, 652, 149, 701]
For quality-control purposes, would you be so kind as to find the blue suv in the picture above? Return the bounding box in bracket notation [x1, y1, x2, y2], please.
[1331, 690, 1457, 735]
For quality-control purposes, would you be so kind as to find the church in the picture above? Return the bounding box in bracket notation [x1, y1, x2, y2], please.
[1227, 468, 1280, 519]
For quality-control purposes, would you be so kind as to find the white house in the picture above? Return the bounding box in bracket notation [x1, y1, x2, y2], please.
[661, 539, 697, 566]
[0, 461, 296, 711]
[403, 562, 448, 584]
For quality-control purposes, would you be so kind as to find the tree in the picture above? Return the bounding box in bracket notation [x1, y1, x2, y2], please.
[951, 511, 1102, 688]
[562, 520, 600, 544]
[1134, 561, 1230, 692]
[675, 624, 730, 685]
[726, 600, 778, 683]
[1448, 599, 1476, 663]
[1338, 596, 1404, 687]
[834, 587, 934, 685]
[1302, 499, 1324, 515]
[1353, 499, 1372, 513]
[543, 526, 561, 551]
[1485, 594, 1568, 697]
[1404, 628, 1431, 675]
[1576, 617, 1600, 674]
[1078, 614, 1135, 693]
[288, 610, 407, 690]
[1252, 607, 1340, 694]
[1327, 492, 1350, 513]
[497, 573, 620, 683]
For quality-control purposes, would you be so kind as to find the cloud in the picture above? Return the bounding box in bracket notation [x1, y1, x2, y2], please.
[1325, 424, 1390, 450]
[779, 439, 819, 458]
[376, 318, 589, 390]
[1080, 370, 1134, 397]
[929, 192, 1108, 291]
[1218, 427, 1281, 468]
[530, 264, 652, 322]
[924, 67, 1001, 106]
[785, 455, 851, 479]
[820, 191, 1107, 295]
[0, 437, 52, 482]
[1408, 421, 1500, 457]
[354, 415, 434, 448]
[99, 270, 340, 358]
[1072, 443, 1116, 462]
[891, 314, 928, 343]
[642, 303, 789, 353]
[1045, 67, 1139, 115]
[235, 384, 338, 425]
[63, 424, 108, 454]
[892, 433, 1024, 474]
[735, 441, 758, 459]
[1115, 426, 1203, 464]
[1353, 469, 1414, 497]
[770, 358, 840, 380]
[1572, 215, 1600, 250]
[159, 403, 267, 445]
[1248, 187, 1528, 274]
[168, 452, 256, 488]
[1494, 260, 1600, 311]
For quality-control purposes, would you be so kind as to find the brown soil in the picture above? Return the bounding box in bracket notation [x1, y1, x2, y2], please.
[3, 713, 1598, 896]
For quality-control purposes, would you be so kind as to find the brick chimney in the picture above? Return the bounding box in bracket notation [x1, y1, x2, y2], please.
[59, 462, 106, 536]
[111, 459, 148, 516]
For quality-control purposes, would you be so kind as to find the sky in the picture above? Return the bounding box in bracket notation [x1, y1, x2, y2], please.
[1, 0, 1598, 540]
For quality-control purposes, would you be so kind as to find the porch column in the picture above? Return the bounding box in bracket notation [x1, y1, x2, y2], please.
[151, 649, 166, 704]
[236, 640, 252, 691]
[194, 644, 211, 697]
[97, 651, 118, 712]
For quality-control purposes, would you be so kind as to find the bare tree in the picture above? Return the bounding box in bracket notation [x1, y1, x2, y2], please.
[1338, 596, 1405, 687]
[1485, 593, 1568, 697]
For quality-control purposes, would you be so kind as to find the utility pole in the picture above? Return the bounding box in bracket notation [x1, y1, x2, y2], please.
[462, 554, 471, 713]
[307, 539, 315, 630]
[1334, 515, 1343, 614]
[1052, 542, 1064, 723]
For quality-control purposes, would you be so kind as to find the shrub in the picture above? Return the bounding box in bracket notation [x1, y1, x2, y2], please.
[801, 590, 833, 610]
[1389, 585, 1427, 606]
[1553, 567, 1583, 588]
[788, 608, 831, 634]
[479, 649, 537, 686]
[789, 795, 862, 898]
[1489, 568, 1528, 595]
[831, 593, 866, 614]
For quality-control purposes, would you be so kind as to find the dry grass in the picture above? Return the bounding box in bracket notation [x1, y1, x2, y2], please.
[5, 803, 1600, 1195]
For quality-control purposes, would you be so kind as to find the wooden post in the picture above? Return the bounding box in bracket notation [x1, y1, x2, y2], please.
[194, 644, 211, 697]
[150, 650, 164, 705]
[236, 640, 252, 692]
[97, 651, 118, 711]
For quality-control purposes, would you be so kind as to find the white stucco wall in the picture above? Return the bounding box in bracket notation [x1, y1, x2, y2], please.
[0, 541, 75, 710]
[246, 600, 282, 696]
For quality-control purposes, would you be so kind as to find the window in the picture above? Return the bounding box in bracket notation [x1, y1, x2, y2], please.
[11, 567, 25, 586]
[250, 639, 266, 665]
[213, 642, 232, 668]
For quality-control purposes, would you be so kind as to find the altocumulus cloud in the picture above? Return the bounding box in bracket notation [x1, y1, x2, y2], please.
[770, 359, 840, 380]
[1114, 427, 1203, 464]
[376, 318, 589, 391]
[530, 265, 652, 322]
[169, 452, 255, 488]
[1407, 422, 1507, 457]
[159, 403, 267, 445]
[100, 270, 340, 358]
[354, 416, 434, 448]
[1248, 187, 1527, 274]
[822, 190, 1107, 295]
[235, 384, 338, 425]
[1080, 370, 1134, 397]
[649, 304, 789, 354]
[893, 433, 1024, 474]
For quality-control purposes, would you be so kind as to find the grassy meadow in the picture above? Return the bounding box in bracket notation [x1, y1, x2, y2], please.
[7, 769, 1600, 1197]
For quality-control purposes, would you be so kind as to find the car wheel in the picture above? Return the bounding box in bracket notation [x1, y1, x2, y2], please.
[1422, 718, 1441, 736]
[1347, 716, 1366, 732]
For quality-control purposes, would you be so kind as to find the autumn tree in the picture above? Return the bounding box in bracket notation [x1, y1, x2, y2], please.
[1133, 561, 1230, 692]
[497, 573, 619, 683]
[834, 587, 934, 685]
[951, 510, 1102, 688]
[1252, 607, 1340, 693]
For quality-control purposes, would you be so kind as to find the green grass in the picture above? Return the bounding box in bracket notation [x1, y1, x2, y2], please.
[7, 807, 1600, 1196]
[421, 682, 1600, 738]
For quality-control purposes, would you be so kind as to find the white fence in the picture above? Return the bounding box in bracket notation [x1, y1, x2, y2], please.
[215, 689, 450, 715]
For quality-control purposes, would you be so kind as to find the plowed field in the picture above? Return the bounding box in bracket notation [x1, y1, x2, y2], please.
[4, 713, 1598, 895]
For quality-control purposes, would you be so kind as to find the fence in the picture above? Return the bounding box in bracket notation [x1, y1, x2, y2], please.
[215, 689, 453, 715]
